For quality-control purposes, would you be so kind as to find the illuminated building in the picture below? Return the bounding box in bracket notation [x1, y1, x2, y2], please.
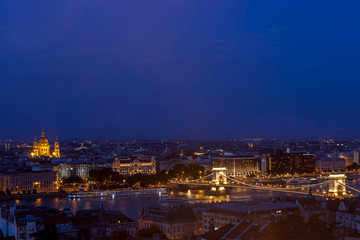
[112, 156, 156, 175]
[30, 130, 60, 158]
[0, 170, 57, 193]
[58, 162, 106, 180]
[315, 157, 346, 171]
[268, 153, 315, 174]
[211, 155, 260, 177]
[53, 137, 60, 158]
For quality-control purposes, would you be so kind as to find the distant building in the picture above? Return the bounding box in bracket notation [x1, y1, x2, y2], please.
[202, 211, 333, 240]
[112, 156, 156, 175]
[58, 162, 106, 180]
[340, 152, 354, 166]
[201, 218, 261, 240]
[354, 149, 360, 165]
[211, 155, 260, 177]
[30, 130, 60, 158]
[315, 157, 346, 172]
[268, 153, 315, 174]
[336, 198, 360, 233]
[260, 156, 268, 173]
[202, 201, 299, 233]
[155, 158, 174, 173]
[138, 205, 200, 240]
[0, 205, 44, 240]
[0, 205, 79, 240]
[43, 211, 78, 238]
[0, 169, 57, 193]
[72, 208, 136, 239]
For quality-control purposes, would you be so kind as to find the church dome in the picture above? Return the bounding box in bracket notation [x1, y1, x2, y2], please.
[38, 130, 49, 144]
[38, 137, 48, 144]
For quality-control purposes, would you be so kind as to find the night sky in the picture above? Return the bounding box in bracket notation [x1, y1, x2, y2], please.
[1, 1, 360, 140]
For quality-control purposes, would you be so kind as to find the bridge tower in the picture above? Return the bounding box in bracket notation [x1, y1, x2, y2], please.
[328, 174, 346, 196]
[212, 167, 228, 185]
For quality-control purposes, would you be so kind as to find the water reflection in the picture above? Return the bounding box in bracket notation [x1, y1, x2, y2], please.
[0, 184, 344, 221]
[34, 198, 42, 207]
[1, 192, 227, 220]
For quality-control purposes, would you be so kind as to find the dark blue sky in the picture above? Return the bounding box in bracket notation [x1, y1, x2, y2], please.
[1, 1, 360, 140]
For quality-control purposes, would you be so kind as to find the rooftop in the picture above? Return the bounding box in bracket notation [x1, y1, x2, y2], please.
[210, 201, 298, 215]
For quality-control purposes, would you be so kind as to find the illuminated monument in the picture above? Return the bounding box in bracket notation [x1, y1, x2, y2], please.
[31, 130, 60, 158]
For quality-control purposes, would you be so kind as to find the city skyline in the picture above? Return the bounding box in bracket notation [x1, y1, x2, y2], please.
[1, 2, 360, 239]
[1, 1, 360, 140]
[5, 130, 360, 142]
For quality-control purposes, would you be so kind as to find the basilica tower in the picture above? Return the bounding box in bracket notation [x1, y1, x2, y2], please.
[31, 137, 38, 157]
[53, 137, 60, 158]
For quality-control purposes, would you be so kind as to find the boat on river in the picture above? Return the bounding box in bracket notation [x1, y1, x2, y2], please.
[68, 188, 166, 199]
[230, 195, 251, 201]
[160, 195, 186, 202]
[286, 177, 321, 186]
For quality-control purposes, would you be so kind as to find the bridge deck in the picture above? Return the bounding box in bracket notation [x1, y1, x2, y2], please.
[173, 182, 326, 197]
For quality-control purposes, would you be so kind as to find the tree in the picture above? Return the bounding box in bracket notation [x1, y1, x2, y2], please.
[27, 189, 31, 194]
[88, 168, 113, 183]
[62, 176, 85, 184]
[111, 171, 125, 183]
[155, 170, 172, 185]
[32, 189, 37, 194]
[169, 164, 206, 180]
[347, 163, 358, 171]
[126, 173, 143, 187]
[6, 188, 11, 195]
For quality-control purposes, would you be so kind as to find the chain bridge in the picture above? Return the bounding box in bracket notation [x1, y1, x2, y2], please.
[172, 168, 360, 198]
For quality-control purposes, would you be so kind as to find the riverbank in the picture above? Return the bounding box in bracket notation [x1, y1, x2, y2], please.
[0, 192, 68, 200]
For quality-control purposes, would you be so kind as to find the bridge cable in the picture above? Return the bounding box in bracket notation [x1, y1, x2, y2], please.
[186, 174, 213, 183]
[221, 174, 329, 191]
[338, 181, 360, 193]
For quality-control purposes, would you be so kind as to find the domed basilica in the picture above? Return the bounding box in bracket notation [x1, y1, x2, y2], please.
[31, 130, 60, 158]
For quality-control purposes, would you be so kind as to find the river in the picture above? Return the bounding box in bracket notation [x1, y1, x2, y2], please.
[0, 188, 301, 220]
[2, 176, 359, 220]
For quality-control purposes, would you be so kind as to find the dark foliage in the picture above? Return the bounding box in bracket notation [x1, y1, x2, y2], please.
[88, 168, 113, 183]
[63, 175, 85, 184]
[37, 224, 59, 240]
